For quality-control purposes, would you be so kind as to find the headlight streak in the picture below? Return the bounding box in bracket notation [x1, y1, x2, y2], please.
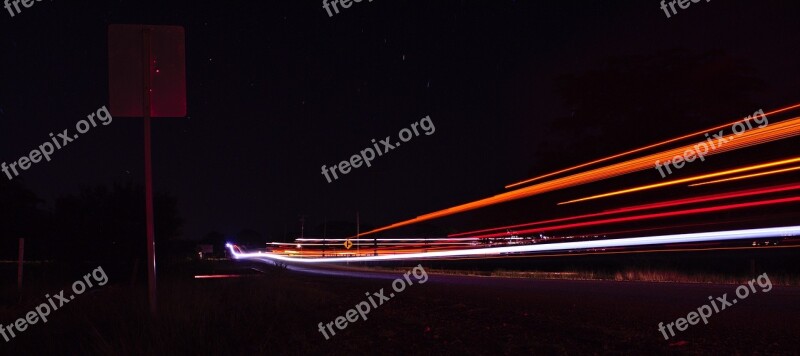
[227, 225, 800, 263]
[431, 244, 800, 262]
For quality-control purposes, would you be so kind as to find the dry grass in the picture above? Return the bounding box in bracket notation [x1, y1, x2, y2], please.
[3, 260, 799, 354]
[363, 266, 800, 285]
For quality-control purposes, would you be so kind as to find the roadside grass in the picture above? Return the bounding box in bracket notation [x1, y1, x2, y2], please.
[0, 260, 336, 355]
[362, 266, 800, 285]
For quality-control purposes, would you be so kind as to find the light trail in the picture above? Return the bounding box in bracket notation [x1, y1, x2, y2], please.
[433, 243, 800, 261]
[194, 274, 246, 279]
[449, 183, 800, 237]
[295, 237, 479, 242]
[466, 195, 800, 239]
[362, 118, 800, 236]
[558, 157, 800, 205]
[292, 242, 476, 247]
[688, 166, 800, 187]
[505, 102, 800, 189]
[227, 225, 800, 263]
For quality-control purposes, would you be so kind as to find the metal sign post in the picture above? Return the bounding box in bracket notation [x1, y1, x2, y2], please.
[142, 28, 157, 316]
[17, 238, 24, 291]
[108, 24, 186, 317]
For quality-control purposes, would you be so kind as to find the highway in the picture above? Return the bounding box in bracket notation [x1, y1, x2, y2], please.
[216, 260, 800, 354]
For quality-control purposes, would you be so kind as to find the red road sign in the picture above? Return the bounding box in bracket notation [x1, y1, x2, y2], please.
[108, 24, 187, 117]
[107, 24, 187, 315]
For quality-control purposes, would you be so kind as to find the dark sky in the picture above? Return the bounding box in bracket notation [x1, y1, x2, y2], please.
[2, 1, 799, 240]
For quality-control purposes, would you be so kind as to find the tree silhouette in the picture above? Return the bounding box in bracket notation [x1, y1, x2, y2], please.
[50, 182, 183, 262]
[0, 179, 46, 259]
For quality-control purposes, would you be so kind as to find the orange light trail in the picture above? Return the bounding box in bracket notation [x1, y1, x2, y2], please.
[558, 157, 800, 205]
[361, 116, 800, 237]
[505, 102, 800, 189]
[688, 165, 800, 187]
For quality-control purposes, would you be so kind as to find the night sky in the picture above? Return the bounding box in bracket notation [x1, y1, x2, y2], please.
[2, 1, 799, 241]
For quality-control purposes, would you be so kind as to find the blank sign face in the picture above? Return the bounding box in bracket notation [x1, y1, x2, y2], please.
[108, 24, 187, 118]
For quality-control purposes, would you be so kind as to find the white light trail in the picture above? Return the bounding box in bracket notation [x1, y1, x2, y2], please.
[227, 225, 800, 263]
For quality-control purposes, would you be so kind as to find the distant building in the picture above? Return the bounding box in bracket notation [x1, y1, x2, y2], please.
[196, 244, 214, 259]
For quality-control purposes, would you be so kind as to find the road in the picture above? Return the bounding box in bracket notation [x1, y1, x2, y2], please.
[227, 260, 800, 354]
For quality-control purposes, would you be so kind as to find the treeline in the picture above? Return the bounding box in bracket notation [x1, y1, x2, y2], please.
[0, 179, 183, 263]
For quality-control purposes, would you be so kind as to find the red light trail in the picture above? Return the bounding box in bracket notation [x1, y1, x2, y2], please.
[449, 183, 800, 237]
[465, 196, 800, 239]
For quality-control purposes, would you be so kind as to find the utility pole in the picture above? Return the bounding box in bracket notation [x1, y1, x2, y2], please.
[299, 215, 307, 239]
[356, 212, 360, 257]
[17, 238, 24, 292]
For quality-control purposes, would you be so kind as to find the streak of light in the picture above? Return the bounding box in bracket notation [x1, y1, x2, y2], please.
[689, 166, 800, 187]
[434, 243, 800, 261]
[559, 157, 800, 205]
[227, 225, 800, 263]
[578, 217, 761, 239]
[470, 195, 800, 239]
[194, 274, 244, 279]
[450, 183, 800, 237]
[505, 102, 800, 189]
[288, 242, 476, 246]
[294, 237, 479, 242]
[364, 118, 800, 236]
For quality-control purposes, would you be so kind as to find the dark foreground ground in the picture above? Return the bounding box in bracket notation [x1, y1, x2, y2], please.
[1, 260, 799, 355]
